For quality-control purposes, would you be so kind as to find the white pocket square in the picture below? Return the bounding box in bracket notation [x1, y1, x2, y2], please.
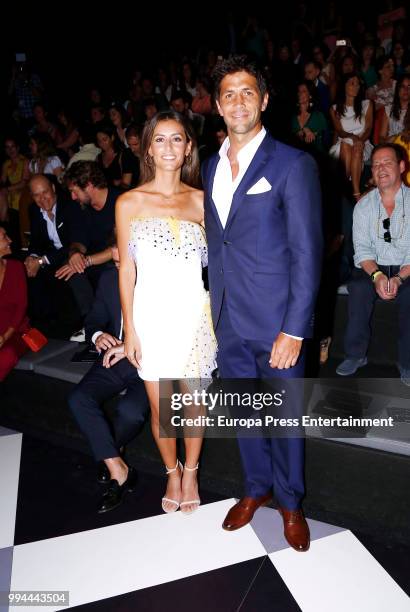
[246, 177, 272, 195]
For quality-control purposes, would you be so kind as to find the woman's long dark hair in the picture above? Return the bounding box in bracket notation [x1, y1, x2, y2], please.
[390, 74, 410, 121]
[140, 110, 200, 187]
[335, 72, 365, 120]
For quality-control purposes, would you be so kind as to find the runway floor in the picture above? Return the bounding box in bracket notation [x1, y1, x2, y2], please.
[1, 427, 409, 611]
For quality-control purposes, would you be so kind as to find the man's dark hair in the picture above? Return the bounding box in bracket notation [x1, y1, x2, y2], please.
[370, 143, 405, 165]
[64, 161, 107, 189]
[212, 55, 267, 100]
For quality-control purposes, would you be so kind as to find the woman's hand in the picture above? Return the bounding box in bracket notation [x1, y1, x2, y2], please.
[124, 329, 142, 369]
[303, 128, 316, 143]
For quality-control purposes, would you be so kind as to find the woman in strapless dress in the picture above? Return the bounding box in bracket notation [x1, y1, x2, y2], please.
[108, 111, 216, 514]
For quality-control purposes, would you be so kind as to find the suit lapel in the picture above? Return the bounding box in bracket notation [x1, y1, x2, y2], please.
[203, 154, 223, 233]
[55, 201, 64, 238]
[224, 134, 274, 232]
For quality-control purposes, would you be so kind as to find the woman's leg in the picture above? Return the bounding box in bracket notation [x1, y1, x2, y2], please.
[340, 142, 352, 179]
[145, 380, 182, 511]
[351, 143, 364, 200]
[180, 381, 204, 513]
[181, 437, 202, 513]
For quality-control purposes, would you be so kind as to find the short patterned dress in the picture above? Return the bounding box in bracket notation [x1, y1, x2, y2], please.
[128, 217, 217, 381]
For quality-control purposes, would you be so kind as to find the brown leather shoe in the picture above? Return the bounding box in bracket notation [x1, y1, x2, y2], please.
[278, 507, 310, 552]
[222, 494, 272, 531]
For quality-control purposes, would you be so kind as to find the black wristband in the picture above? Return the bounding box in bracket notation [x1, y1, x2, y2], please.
[394, 273, 405, 284]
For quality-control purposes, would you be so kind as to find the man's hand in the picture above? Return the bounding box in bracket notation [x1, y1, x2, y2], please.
[269, 332, 302, 369]
[0, 334, 5, 349]
[24, 256, 41, 278]
[385, 276, 400, 299]
[374, 273, 395, 300]
[103, 343, 126, 368]
[55, 263, 77, 281]
[69, 252, 87, 274]
[95, 333, 121, 352]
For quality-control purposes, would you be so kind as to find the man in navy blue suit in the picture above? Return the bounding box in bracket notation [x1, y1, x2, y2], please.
[203, 56, 323, 551]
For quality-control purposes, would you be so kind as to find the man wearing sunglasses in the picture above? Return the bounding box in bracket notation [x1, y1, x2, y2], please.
[337, 143, 410, 385]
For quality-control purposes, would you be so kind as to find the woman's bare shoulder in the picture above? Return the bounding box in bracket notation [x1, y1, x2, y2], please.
[116, 185, 153, 215]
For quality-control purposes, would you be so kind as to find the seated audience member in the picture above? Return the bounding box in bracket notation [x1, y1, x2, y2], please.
[29, 103, 62, 145]
[191, 77, 213, 116]
[28, 133, 64, 180]
[90, 105, 106, 125]
[359, 41, 378, 89]
[291, 81, 328, 155]
[0, 228, 29, 385]
[379, 74, 410, 144]
[96, 123, 123, 188]
[1, 137, 30, 218]
[25, 175, 73, 329]
[56, 108, 80, 160]
[120, 124, 141, 189]
[394, 110, 410, 186]
[57, 161, 120, 320]
[304, 60, 331, 114]
[65, 124, 101, 170]
[109, 103, 129, 149]
[336, 144, 410, 385]
[68, 245, 148, 513]
[366, 56, 396, 111]
[329, 72, 373, 201]
[170, 90, 205, 139]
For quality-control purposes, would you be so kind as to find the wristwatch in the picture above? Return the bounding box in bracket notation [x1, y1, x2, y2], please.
[370, 269, 382, 282]
[37, 257, 46, 268]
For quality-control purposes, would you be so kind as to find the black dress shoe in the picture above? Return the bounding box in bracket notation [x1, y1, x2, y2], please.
[98, 467, 137, 513]
[97, 461, 110, 484]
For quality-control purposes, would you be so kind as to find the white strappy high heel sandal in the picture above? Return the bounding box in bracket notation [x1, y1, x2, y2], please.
[161, 460, 182, 513]
[180, 463, 201, 515]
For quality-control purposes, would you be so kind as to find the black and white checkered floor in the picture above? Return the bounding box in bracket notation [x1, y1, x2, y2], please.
[1, 426, 409, 611]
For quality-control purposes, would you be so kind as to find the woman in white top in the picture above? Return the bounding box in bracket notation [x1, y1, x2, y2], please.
[379, 74, 410, 143]
[366, 56, 396, 111]
[330, 72, 373, 201]
[28, 133, 64, 180]
[106, 111, 216, 515]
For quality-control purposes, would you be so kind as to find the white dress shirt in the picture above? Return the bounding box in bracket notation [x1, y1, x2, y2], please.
[211, 126, 302, 341]
[40, 203, 63, 250]
[212, 127, 266, 228]
[30, 203, 63, 264]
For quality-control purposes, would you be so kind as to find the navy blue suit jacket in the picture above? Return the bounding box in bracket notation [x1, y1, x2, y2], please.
[202, 132, 323, 343]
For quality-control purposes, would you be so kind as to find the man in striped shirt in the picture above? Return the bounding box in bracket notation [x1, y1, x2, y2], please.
[336, 143, 410, 385]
